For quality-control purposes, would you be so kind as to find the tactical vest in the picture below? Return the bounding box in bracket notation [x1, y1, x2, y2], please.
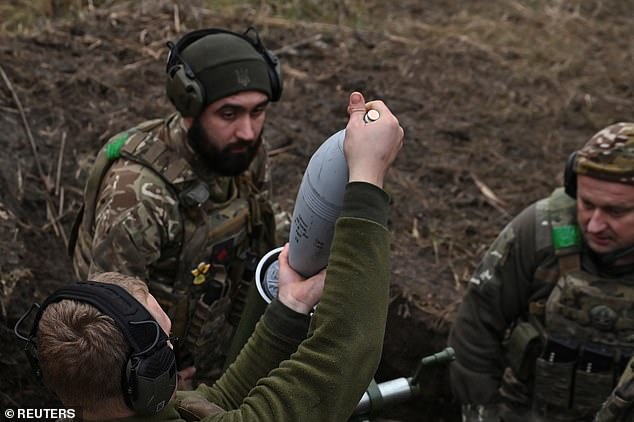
[70, 116, 275, 380]
[518, 188, 634, 420]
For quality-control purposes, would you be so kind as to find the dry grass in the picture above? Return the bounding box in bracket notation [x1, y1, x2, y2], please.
[0, 0, 375, 33]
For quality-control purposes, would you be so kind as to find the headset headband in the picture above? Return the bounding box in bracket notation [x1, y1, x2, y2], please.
[15, 281, 176, 416]
[31, 282, 166, 355]
[165, 27, 283, 117]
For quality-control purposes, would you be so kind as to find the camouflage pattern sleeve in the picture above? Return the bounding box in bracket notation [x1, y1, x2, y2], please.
[248, 139, 277, 253]
[87, 159, 181, 281]
[448, 203, 542, 405]
[251, 139, 273, 200]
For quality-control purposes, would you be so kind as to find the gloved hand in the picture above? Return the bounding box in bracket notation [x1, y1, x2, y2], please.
[461, 404, 502, 422]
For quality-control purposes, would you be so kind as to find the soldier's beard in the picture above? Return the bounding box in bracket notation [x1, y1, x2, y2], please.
[187, 117, 262, 177]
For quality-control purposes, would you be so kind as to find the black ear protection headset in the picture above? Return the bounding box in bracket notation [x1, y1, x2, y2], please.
[165, 27, 283, 118]
[563, 151, 578, 198]
[14, 281, 177, 416]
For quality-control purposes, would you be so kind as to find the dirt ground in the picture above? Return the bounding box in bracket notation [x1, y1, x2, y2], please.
[0, 0, 632, 420]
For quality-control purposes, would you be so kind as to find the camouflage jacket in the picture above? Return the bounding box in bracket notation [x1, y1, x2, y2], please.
[71, 113, 277, 381]
[449, 188, 634, 421]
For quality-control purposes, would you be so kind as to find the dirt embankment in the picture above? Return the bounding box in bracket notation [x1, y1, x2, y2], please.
[0, 1, 632, 420]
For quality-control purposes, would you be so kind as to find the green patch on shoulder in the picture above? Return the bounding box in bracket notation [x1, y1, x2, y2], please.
[552, 225, 581, 250]
[105, 132, 128, 160]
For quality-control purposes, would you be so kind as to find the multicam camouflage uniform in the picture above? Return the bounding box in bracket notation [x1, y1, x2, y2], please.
[449, 123, 634, 422]
[70, 112, 277, 383]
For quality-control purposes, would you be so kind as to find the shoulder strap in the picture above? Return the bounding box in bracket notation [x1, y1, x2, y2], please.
[535, 187, 581, 278]
[67, 129, 133, 257]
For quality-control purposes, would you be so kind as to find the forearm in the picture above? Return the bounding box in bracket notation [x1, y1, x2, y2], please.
[206, 181, 390, 422]
[200, 299, 310, 409]
[449, 291, 507, 404]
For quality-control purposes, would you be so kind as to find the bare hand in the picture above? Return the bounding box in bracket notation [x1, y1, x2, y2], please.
[344, 91, 404, 188]
[276, 243, 326, 314]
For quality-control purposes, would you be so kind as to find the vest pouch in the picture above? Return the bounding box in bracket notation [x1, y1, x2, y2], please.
[505, 321, 542, 382]
[186, 296, 234, 382]
[572, 342, 616, 416]
[573, 369, 614, 417]
[534, 357, 575, 409]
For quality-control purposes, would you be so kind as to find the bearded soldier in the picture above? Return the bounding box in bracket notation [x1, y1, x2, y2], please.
[69, 27, 282, 387]
[449, 123, 634, 421]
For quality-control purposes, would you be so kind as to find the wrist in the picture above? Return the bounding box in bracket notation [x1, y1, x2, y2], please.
[278, 293, 312, 315]
[348, 167, 384, 188]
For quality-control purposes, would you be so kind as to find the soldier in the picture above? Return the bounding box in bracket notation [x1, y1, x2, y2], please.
[21, 91, 405, 421]
[69, 27, 283, 387]
[449, 122, 634, 421]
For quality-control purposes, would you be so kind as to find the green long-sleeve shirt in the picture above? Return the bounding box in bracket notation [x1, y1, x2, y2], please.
[120, 181, 390, 422]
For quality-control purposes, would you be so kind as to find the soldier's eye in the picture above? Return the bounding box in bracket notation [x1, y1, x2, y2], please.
[606, 208, 630, 218]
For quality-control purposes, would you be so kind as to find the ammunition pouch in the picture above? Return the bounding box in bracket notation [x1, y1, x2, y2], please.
[532, 334, 578, 417]
[574, 343, 617, 417]
[505, 321, 543, 382]
[530, 336, 625, 420]
[574, 369, 614, 416]
[534, 357, 575, 409]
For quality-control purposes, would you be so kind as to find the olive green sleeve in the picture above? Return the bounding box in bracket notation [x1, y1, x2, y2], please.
[120, 286, 313, 422]
[197, 299, 311, 409]
[448, 203, 542, 405]
[204, 181, 390, 422]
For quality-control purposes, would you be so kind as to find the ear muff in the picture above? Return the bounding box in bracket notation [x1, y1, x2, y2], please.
[165, 60, 205, 118]
[165, 27, 283, 117]
[564, 151, 578, 198]
[15, 282, 176, 416]
[124, 344, 176, 415]
[243, 27, 283, 102]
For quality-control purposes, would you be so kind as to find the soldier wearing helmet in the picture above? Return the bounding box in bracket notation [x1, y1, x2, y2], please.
[69, 27, 283, 388]
[449, 123, 634, 421]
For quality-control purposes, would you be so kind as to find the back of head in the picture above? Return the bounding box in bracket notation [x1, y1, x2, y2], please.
[26, 273, 175, 418]
[565, 122, 634, 197]
[165, 28, 282, 117]
[37, 273, 148, 415]
[37, 300, 130, 415]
